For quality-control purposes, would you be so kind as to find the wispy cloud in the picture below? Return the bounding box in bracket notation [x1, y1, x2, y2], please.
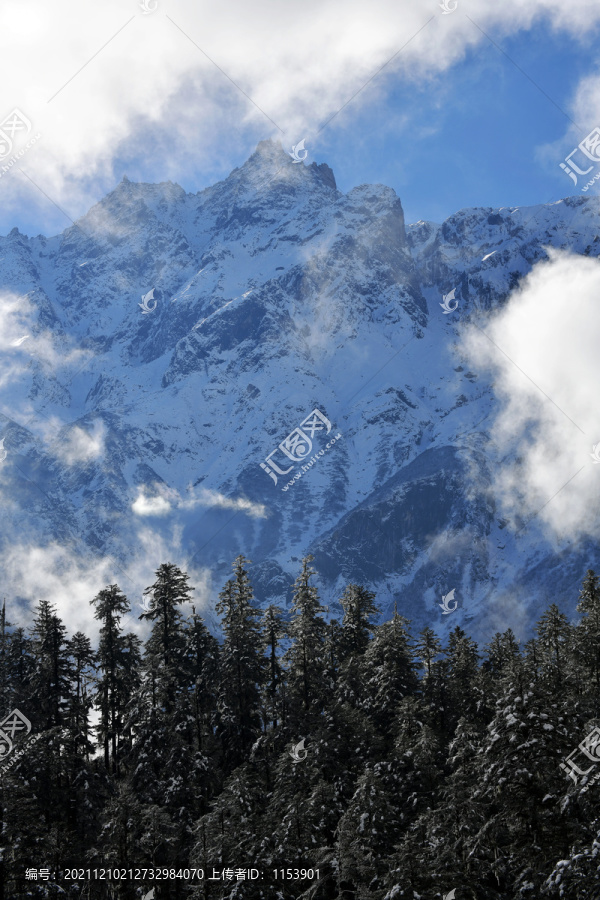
[132, 483, 267, 518]
[0, 289, 90, 397]
[196, 487, 268, 518]
[53, 420, 106, 465]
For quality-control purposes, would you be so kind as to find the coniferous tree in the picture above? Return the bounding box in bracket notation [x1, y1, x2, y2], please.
[323, 615, 342, 694]
[335, 584, 379, 711]
[94, 782, 146, 874]
[91, 583, 132, 775]
[0, 602, 10, 714]
[360, 605, 418, 737]
[3, 602, 105, 895]
[337, 762, 403, 899]
[259, 740, 337, 895]
[215, 555, 265, 770]
[392, 695, 444, 825]
[3, 624, 34, 715]
[415, 625, 442, 680]
[28, 599, 71, 730]
[484, 628, 521, 678]
[183, 605, 220, 754]
[575, 569, 600, 706]
[3, 563, 600, 898]
[445, 625, 483, 728]
[338, 583, 379, 660]
[262, 603, 286, 732]
[417, 716, 489, 898]
[414, 625, 443, 726]
[193, 763, 270, 897]
[61, 631, 98, 852]
[66, 631, 96, 762]
[471, 638, 577, 897]
[536, 602, 573, 693]
[124, 562, 200, 876]
[118, 630, 143, 765]
[140, 561, 193, 706]
[284, 555, 328, 723]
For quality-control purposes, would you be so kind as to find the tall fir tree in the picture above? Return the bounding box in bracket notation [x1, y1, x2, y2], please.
[65, 631, 96, 763]
[338, 583, 379, 661]
[91, 583, 134, 775]
[140, 561, 193, 707]
[182, 605, 220, 755]
[125, 562, 198, 875]
[575, 569, 600, 709]
[360, 605, 418, 737]
[215, 555, 265, 770]
[445, 626, 484, 729]
[284, 555, 328, 724]
[535, 602, 573, 694]
[262, 603, 286, 732]
[28, 599, 71, 730]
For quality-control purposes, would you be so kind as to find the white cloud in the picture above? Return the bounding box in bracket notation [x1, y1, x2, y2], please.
[2, 0, 600, 230]
[0, 290, 91, 404]
[3, 542, 116, 640]
[0, 414, 105, 466]
[195, 487, 268, 518]
[52, 420, 106, 465]
[3, 530, 216, 642]
[132, 483, 267, 518]
[462, 248, 600, 541]
[132, 490, 173, 516]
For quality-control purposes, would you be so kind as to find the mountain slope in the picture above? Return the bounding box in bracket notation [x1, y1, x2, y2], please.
[1, 140, 598, 639]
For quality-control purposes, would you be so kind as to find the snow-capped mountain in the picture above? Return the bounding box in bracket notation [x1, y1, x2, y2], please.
[1, 139, 598, 639]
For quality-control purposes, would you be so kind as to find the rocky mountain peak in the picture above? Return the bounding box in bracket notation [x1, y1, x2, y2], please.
[1, 145, 599, 638]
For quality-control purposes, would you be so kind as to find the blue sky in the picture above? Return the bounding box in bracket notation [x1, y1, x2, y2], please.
[103, 21, 600, 229]
[1, 1, 600, 237]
